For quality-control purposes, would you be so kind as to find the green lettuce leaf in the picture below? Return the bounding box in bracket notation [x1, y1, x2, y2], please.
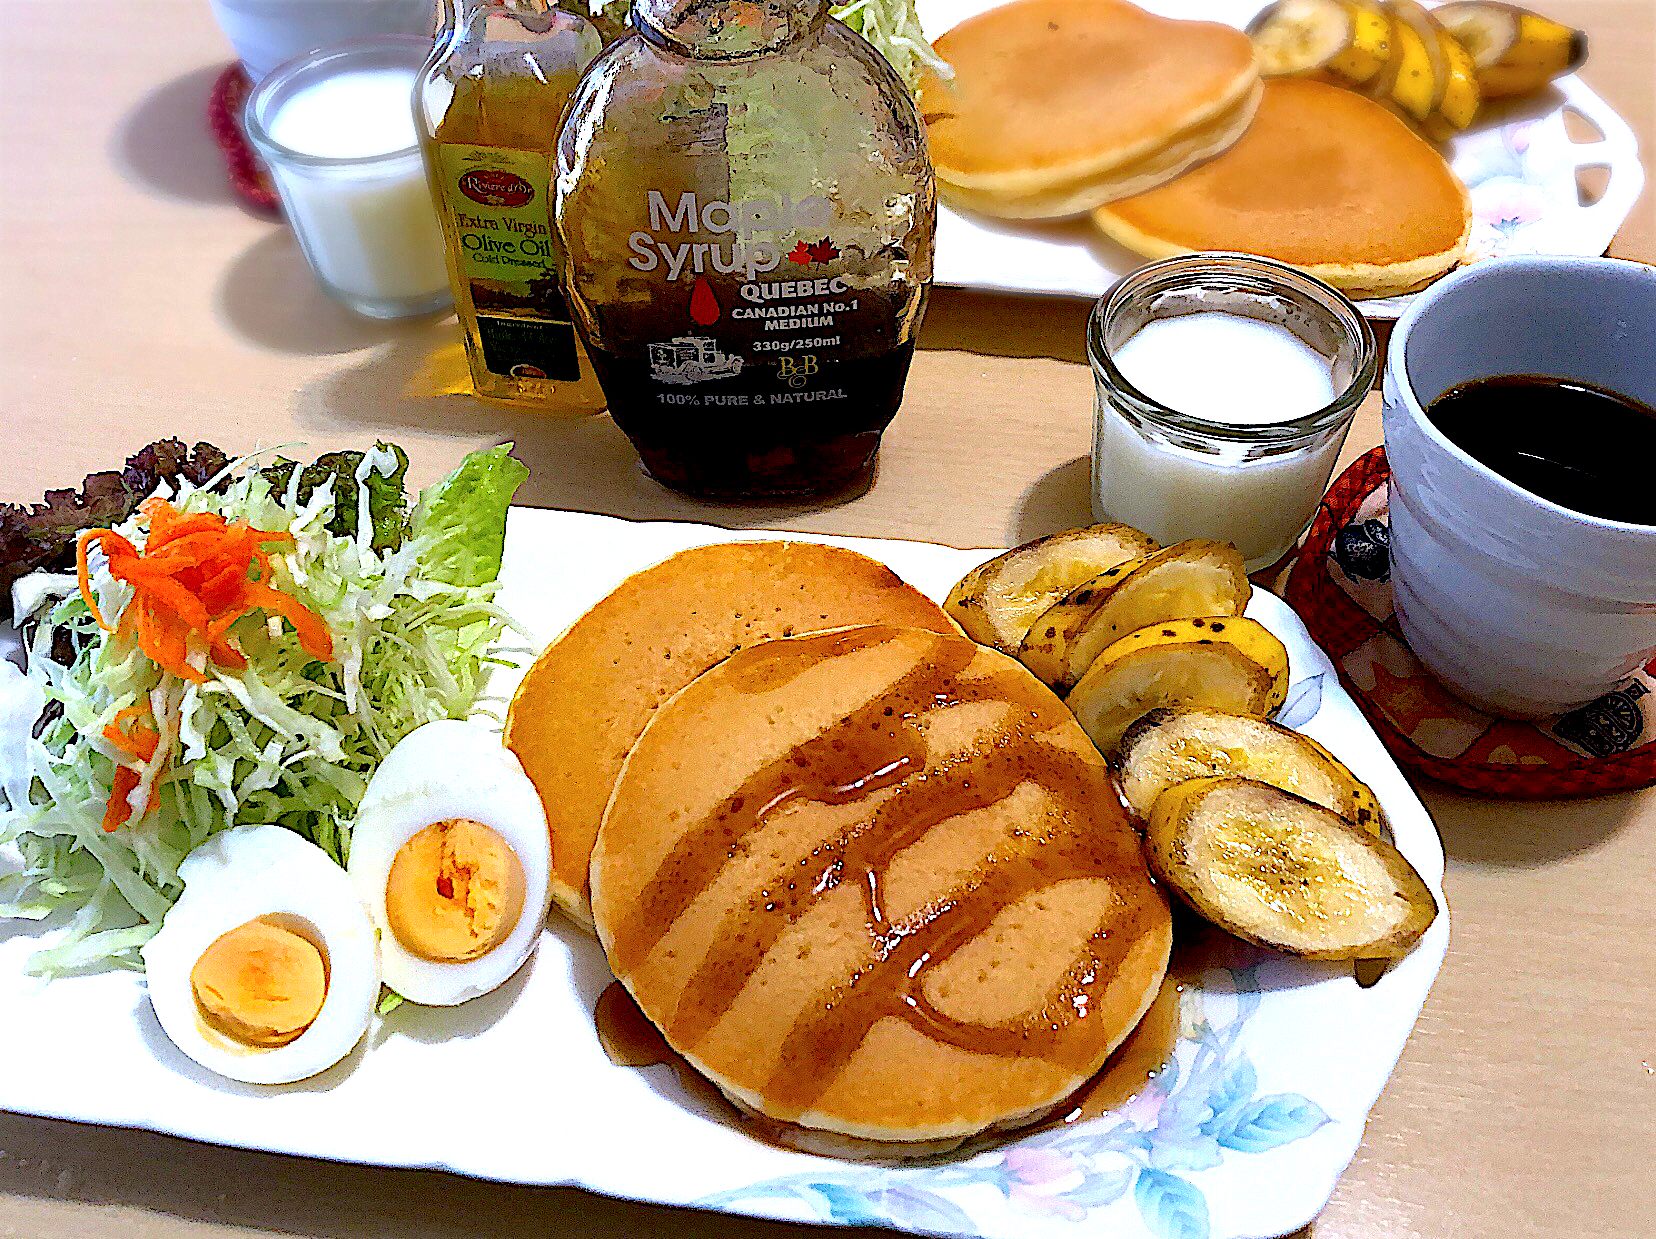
[409, 445, 529, 588]
[261, 443, 410, 553]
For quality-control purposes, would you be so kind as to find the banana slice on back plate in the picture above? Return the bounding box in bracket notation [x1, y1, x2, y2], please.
[944, 523, 1158, 655]
[1424, 25, 1483, 138]
[1017, 540, 1249, 694]
[1379, 0, 1448, 124]
[1248, 0, 1392, 88]
[1332, 0, 1395, 87]
[1248, 0, 1355, 77]
[1145, 777, 1437, 960]
[1432, 1, 1587, 98]
[1066, 616, 1290, 754]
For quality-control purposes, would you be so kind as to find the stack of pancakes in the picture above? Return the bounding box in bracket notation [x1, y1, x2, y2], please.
[504, 541, 958, 927]
[921, 0, 1472, 297]
[508, 545, 1172, 1155]
[918, 0, 1262, 219]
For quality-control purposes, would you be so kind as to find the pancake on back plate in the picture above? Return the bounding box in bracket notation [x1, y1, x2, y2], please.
[1093, 78, 1473, 298]
[504, 542, 957, 928]
[590, 625, 1173, 1157]
[917, 0, 1261, 218]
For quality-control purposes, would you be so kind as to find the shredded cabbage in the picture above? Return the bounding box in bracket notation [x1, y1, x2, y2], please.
[0, 446, 527, 977]
[832, 0, 951, 88]
[569, 0, 949, 89]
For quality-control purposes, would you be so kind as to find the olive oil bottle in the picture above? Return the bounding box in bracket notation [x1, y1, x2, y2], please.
[416, 0, 606, 410]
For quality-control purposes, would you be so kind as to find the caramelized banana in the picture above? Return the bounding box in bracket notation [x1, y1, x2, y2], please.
[1066, 617, 1290, 754]
[1115, 708, 1382, 832]
[1144, 777, 1437, 959]
[1017, 540, 1249, 694]
[944, 524, 1158, 655]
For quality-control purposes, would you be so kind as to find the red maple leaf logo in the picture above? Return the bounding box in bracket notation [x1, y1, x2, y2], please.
[806, 238, 839, 264]
[785, 240, 813, 266]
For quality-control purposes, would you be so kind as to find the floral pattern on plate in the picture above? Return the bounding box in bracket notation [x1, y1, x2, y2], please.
[700, 959, 1330, 1239]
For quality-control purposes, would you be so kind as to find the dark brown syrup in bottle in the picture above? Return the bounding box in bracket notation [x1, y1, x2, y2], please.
[1425, 375, 1656, 525]
[585, 329, 915, 499]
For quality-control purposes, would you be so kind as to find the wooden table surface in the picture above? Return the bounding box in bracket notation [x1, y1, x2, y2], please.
[2, 3, 1653, 1237]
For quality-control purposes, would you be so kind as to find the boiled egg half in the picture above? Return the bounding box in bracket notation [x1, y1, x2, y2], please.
[347, 719, 552, 1006]
[141, 823, 381, 1085]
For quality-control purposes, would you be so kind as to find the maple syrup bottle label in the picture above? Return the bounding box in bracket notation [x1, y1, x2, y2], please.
[576, 189, 920, 496]
[433, 143, 582, 382]
[555, 0, 936, 499]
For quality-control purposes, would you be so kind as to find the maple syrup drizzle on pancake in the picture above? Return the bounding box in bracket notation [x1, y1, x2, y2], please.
[1049, 966, 1184, 1124]
[606, 626, 1160, 1120]
[594, 979, 672, 1067]
[592, 963, 1188, 1141]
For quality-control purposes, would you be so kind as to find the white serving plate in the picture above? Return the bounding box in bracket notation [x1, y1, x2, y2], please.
[0, 509, 1448, 1239]
[920, 0, 1645, 319]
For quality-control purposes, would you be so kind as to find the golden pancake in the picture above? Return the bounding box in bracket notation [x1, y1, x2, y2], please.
[591, 625, 1173, 1153]
[504, 543, 957, 928]
[918, 0, 1259, 216]
[1093, 78, 1473, 298]
[936, 84, 1261, 220]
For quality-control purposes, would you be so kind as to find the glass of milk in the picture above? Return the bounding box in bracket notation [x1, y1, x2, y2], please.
[244, 36, 452, 319]
[1089, 254, 1377, 571]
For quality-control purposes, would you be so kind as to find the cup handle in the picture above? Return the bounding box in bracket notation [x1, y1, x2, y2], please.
[1557, 85, 1647, 244]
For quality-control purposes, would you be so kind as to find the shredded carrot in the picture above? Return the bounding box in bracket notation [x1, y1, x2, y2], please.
[101, 705, 161, 832]
[103, 765, 143, 833]
[101, 705, 159, 761]
[76, 498, 335, 830]
[76, 498, 331, 682]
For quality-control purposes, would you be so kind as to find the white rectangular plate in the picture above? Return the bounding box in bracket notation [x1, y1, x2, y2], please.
[0, 510, 1448, 1239]
[920, 0, 1644, 319]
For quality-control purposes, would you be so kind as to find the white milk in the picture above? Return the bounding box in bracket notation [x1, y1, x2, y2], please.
[258, 63, 450, 316]
[268, 67, 421, 158]
[1112, 314, 1337, 424]
[1093, 312, 1346, 569]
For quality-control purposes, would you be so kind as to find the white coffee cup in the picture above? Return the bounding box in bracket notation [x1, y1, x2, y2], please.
[1381, 254, 1656, 719]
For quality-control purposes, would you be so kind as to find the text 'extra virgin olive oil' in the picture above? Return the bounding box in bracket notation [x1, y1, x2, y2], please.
[1426, 375, 1656, 526]
[554, 0, 936, 499]
[417, 0, 607, 411]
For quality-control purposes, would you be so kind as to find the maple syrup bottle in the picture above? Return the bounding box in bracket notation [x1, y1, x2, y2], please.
[554, 0, 935, 498]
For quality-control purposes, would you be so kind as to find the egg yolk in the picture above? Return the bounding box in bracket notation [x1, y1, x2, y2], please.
[385, 818, 525, 962]
[191, 918, 328, 1048]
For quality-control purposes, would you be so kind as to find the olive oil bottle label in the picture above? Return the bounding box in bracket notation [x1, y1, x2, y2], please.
[434, 143, 579, 382]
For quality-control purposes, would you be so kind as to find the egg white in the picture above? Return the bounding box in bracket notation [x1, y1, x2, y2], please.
[347, 719, 552, 1006]
[141, 823, 381, 1085]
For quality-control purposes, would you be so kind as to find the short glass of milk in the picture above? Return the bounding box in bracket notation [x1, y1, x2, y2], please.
[244, 36, 451, 319]
[1088, 254, 1377, 571]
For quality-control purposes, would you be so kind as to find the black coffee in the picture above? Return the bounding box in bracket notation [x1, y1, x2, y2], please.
[1424, 375, 1656, 526]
